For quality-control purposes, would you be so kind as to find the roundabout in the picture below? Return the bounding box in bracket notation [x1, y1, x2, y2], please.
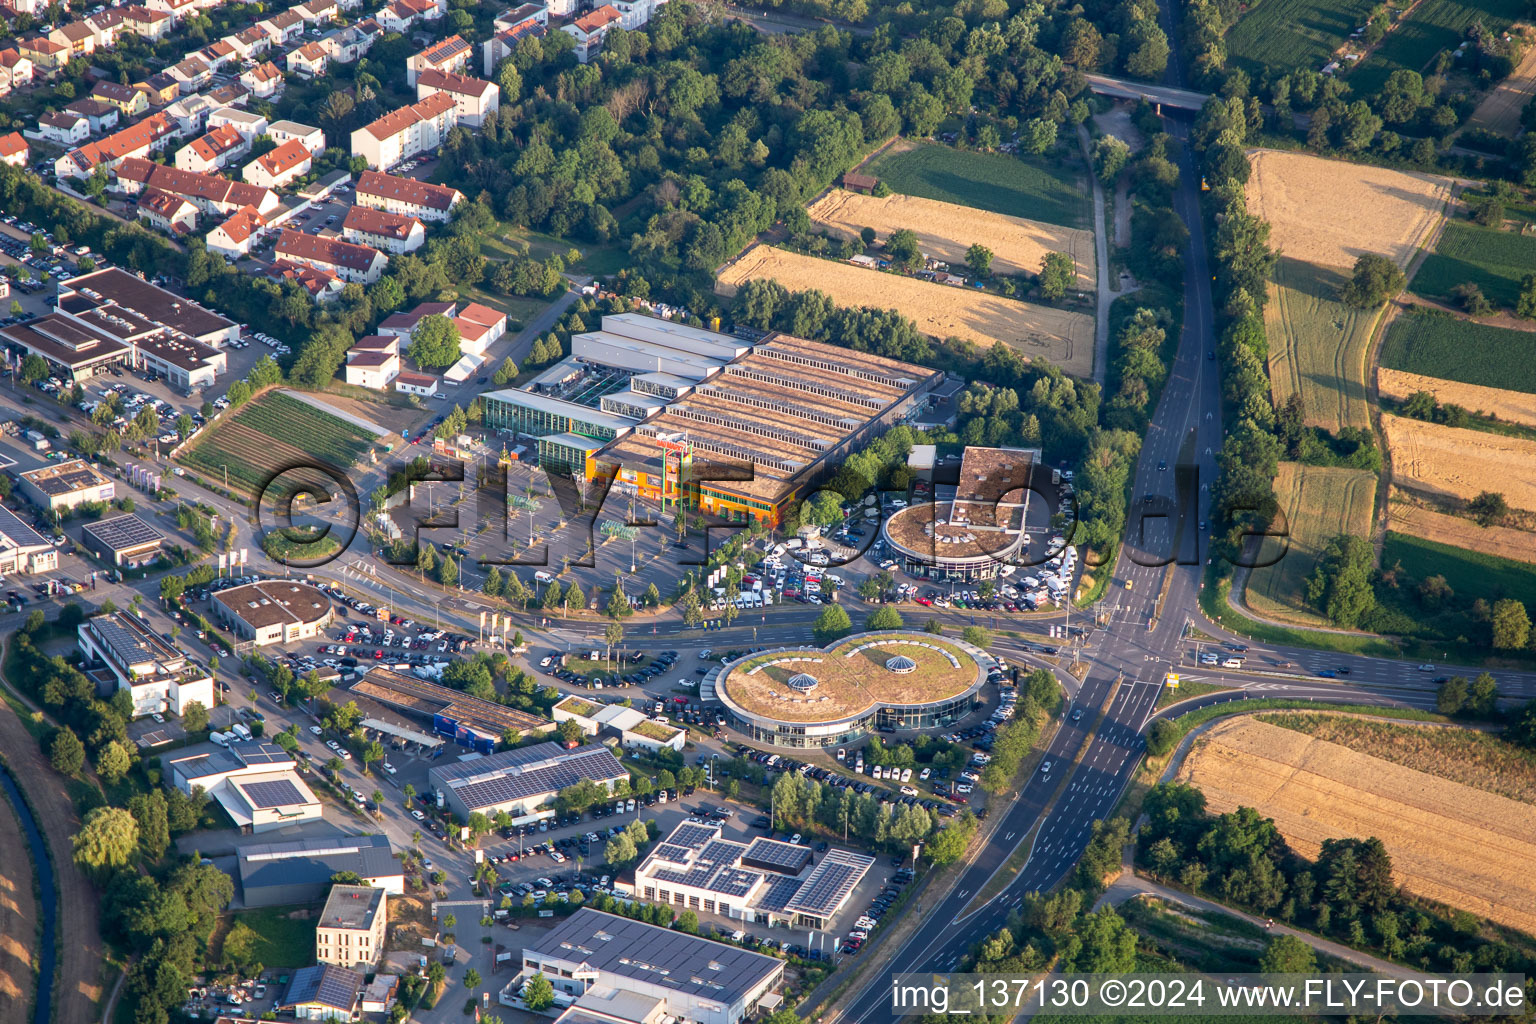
[715, 631, 991, 748]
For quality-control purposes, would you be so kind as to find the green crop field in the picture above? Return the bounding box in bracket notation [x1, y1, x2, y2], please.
[1410, 220, 1536, 310]
[1347, 0, 1527, 94]
[1382, 531, 1536, 609]
[866, 141, 1090, 229]
[1226, 0, 1378, 77]
[1265, 257, 1379, 432]
[1245, 462, 1378, 627]
[180, 390, 379, 494]
[1379, 310, 1536, 395]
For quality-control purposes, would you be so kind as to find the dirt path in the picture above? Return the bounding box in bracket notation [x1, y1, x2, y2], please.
[1078, 124, 1114, 387]
[1114, 177, 1132, 248]
[1463, 35, 1536, 137]
[0, 658, 109, 1024]
[0, 780, 38, 1024]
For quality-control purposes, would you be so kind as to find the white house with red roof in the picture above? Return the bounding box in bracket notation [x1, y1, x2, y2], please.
[174, 123, 248, 173]
[0, 131, 28, 167]
[206, 205, 268, 258]
[562, 4, 622, 63]
[451, 302, 507, 357]
[274, 229, 388, 285]
[341, 205, 425, 254]
[354, 170, 462, 223]
[242, 139, 313, 190]
[240, 61, 284, 99]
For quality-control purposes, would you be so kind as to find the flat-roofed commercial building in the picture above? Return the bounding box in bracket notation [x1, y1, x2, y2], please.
[881, 445, 1041, 582]
[60, 267, 240, 348]
[77, 609, 214, 717]
[480, 390, 639, 475]
[552, 696, 685, 753]
[351, 667, 551, 753]
[165, 740, 322, 833]
[237, 834, 403, 907]
[601, 332, 942, 525]
[509, 908, 784, 1024]
[316, 884, 387, 969]
[212, 580, 334, 645]
[428, 740, 626, 821]
[19, 459, 114, 512]
[0, 505, 58, 574]
[80, 512, 165, 567]
[633, 820, 874, 930]
[0, 313, 129, 382]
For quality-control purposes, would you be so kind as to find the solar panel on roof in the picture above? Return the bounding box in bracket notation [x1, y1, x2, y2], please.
[653, 843, 691, 863]
[241, 778, 305, 808]
[742, 837, 812, 873]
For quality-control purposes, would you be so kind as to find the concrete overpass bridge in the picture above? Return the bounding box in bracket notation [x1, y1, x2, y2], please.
[1085, 73, 1212, 113]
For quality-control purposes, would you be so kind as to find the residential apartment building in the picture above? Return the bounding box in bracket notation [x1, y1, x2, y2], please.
[341, 205, 424, 253]
[563, 4, 622, 63]
[166, 55, 213, 94]
[242, 138, 312, 189]
[122, 5, 173, 41]
[316, 886, 387, 970]
[354, 169, 462, 222]
[37, 111, 88, 145]
[55, 112, 175, 178]
[406, 32, 469, 85]
[206, 106, 269, 140]
[16, 37, 67, 77]
[349, 90, 456, 170]
[415, 68, 498, 127]
[77, 609, 214, 718]
[115, 158, 283, 219]
[343, 343, 400, 388]
[91, 80, 149, 117]
[274, 229, 388, 284]
[257, 8, 305, 43]
[377, 0, 442, 32]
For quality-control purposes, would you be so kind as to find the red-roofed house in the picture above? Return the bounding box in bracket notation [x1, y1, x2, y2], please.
[286, 40, 329, 77]
[452, 302, 507, 356]
[206, 205, 267, 258]
[562, 4, 622, 63]
[17, 37, 67, 77]
[341, 205, 425, 254]
[266, 259, 346, 302]
[174, 123, 249, 173]
[137, 187, 198, 235]
[0, 132, 27, 167]
[406, 33, 469, 86]
[274, 229, 388, 284]
[240, 61, 284, 99]
[0, 49, 34, 96]
[394, 370, 439, 397]
[344, 336, 401, 388]
[378, 300, 455, 338]
[242, 138, 313, 190]
[415, 69, 499, 127]
[122, 5, 174, 41]
[114, 158, 282, 218]
[377, 0, 443, 33]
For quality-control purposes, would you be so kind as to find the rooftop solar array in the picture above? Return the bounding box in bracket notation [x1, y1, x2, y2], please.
[442, 745, 626, 813]
[532, 909, 782, 1005]
[0, 505, 50, 549]
[754, 873, 804, 912]
[230, 741, 291, 766]
[783, 849, 876, 917]
[282, 964, 363, 1011]
[239, 778, 306, 808]
[652, 843, 692, 863]
[742, 837, 813, 875]
[82, 512, 164, 550]
[667, 821, 721, 850]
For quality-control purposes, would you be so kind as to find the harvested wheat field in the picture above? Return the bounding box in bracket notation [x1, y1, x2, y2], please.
[1465, 39, 1536, 137]
[0, 789, 36, 1023]
[1244, 462, 1377, 627]
[1387, 497, 1536, 565]
[1382, 413, 1536, 511]
[1181, 717, 1536, 934]
[806, 191, 1096, 286]
[1378, 368, 1536, 429]
[718, 244, 1095, 375]
[1246, 150, 1452, 270]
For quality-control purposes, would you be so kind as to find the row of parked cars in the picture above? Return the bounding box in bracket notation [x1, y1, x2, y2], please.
[843, 868, 914, 954]
[734, 745, 965, 816]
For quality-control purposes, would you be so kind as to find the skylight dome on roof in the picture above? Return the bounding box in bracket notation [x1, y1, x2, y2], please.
[786, 672, 818, 692]
[885, 655, 917, 674]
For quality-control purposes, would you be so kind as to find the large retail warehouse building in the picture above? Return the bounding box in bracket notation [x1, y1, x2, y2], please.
[480, 314, 944, 525]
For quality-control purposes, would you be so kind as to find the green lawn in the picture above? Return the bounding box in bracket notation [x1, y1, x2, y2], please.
[1382, 531, 1536, 609]
[1226, 0, 1379, 77]
[217, 907, 316, 970]
[1410, 220, 1536, 310]
[1347, 0, 1527, 93]
[480, 223, 627, 277]
[866, 141, 1090, 229]
[1378, 309, 1536, 395]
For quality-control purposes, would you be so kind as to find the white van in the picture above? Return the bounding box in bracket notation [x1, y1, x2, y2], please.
[534, 570, 555, 584]
[785, 538, 804, 550]
[209, 731, 230, 747]
[230, 722, 253, 741]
